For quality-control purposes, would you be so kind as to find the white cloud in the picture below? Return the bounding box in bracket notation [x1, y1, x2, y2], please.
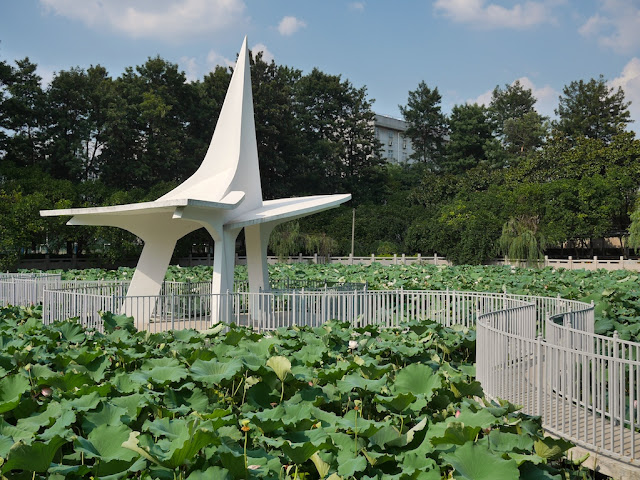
[40, 0, 246, 41]
[579, 0, 640, 54]
[252, 43, 274, 63]
[180, 56, 199, 83]
[206, 50, 234, 70]
[433, 0, 557, 29]
[610, 57, 640, 125]
[469, 76, 559, 119]
[349, 2, 365, 12]
[277, 16, 306, 36]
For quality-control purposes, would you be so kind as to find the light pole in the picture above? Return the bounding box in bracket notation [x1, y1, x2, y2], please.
[351, 208, 355, 258]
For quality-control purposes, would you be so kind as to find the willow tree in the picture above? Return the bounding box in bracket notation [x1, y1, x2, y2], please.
[498, 216, 546, 266]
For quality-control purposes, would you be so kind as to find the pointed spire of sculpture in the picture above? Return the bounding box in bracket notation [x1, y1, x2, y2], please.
[160, 36, 262, 210]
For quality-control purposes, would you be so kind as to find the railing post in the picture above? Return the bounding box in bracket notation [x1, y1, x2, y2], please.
[612, 330, 619, 426]
[171, 292, 175, 330]
[446, 288, 450, 326]
[537, 335, 544, 417]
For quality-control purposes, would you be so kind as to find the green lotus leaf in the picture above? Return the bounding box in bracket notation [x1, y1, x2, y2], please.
[0, 434, 13, 458]
[451, 380, 484, 398]
[190, 358, 243, 385]
[59, 390, 101, 412]
[67, 355, 110, 382]
[141, 357, 189, 384]
[431, 422, 481, 446]
[0, 418, 35, 443]
[3, 436, 67, 473]
[186, 466, 232, 480]
[392, 364, 442, 400]
[74, 423, 137, 462]
[48, 370, 93, 391]
[488, 430, 534, 452]
[400, 451, 438, 474]
[102, 311, 137, 334]
[40, 409, 76, 441]
[374, 392, 417, 412]
[54, 321, 86, 343]
[368, 424, 402, 447]
[16, 400, 63, 432]
[82, 401, 129, 432]
[450, 406, 498, 429]
[506, 452, 547, 466]
[336, 372, 386, 393]
[281, 441, 321, 464]
[387, 417, 428, 448]
[165, 424, 219, 468]
[337, 455, 367, 477]
[171, 329, 202, 344]
[534, 437, 574, 460]
[164, 386, 209, 413]
[110, 393, 149, 419]
[0, 374, 30, 414]
[266, 355, 291, 383]
[29, 363, 57, 383]
[442, 442, 520, 480]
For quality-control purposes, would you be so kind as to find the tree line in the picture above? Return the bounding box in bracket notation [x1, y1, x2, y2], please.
[1, 51, 640, 269]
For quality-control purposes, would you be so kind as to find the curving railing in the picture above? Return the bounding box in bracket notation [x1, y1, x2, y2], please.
[2, 277, 638, 464]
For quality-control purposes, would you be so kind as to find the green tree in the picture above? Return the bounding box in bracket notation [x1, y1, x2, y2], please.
[443, 103, 493, 174]
[488, 80, 536, 136]
[498, 216, 546, 265]
[1, 58, 46, 168]
[250, 52, 303, 200]
[294, 68, 383, 203]
[100, 57, 195, 188]
[45, 66, 115, 181]
[488, 80, 546, 159]
[399, 81, 447, 167]
[554, 75, 631, 143]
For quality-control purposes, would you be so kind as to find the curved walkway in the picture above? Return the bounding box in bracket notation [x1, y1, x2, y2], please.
[1, 275, 639, 476]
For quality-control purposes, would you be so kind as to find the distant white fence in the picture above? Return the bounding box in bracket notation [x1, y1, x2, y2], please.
[17, 252, 640, 271]
[2, 274, 640, 466]
[0, 273, 62, 306]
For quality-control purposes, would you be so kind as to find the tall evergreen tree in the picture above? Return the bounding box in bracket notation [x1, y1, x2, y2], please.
[443, 103, 493, 174]
[399, 81, 448, 168]
[554, 75, 631, 143]
[488, 80, 546, 158]
[1, 58, 46, 168]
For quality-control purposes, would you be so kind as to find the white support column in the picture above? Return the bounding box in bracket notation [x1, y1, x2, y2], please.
[245, 223, 275, 293]
[126, 237, 178, 299]
[206, 225, 241, 324]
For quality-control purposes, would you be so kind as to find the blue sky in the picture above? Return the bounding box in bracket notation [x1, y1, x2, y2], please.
[2, 0, 640, 126]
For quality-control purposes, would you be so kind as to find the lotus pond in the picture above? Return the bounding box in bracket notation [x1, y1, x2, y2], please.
[0, 302, 596, 479]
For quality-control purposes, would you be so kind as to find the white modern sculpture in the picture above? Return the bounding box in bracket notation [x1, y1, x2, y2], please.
[41, 37, 351, 323]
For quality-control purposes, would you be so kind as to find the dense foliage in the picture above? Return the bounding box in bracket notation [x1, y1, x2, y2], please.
[2, 53, 640, 268]
[39, 263, 640, 342]
[0, 305, 584, 479]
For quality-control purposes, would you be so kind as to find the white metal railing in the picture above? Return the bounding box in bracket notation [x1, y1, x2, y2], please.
[0, 273, 62, 306]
